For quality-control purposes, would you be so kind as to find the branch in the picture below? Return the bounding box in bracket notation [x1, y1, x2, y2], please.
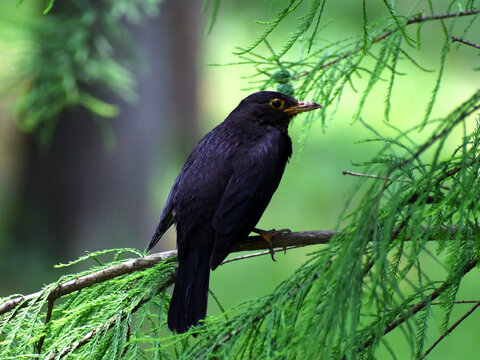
[431, 300, 480, 305]
[407, 10, 479, 24]
[0, 226, 473, 317]
[0, 249, 178, 316]
[451, 36, 480, 49]
[422, 301, 480, 358]
[2, 228, 478, 358]
[342, 170, 451, 190]
[36, 298, 54, 353]
[3, 223, 475, 319]
[0, 231, 334, 316]
[222, 246, 299, 264]
[12, 231, 333, 357]
[295, 10, 480, 76]
[235, 230, 334, 251]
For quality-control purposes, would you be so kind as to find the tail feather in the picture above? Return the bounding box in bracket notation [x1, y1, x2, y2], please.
[167, 245, 210, 333]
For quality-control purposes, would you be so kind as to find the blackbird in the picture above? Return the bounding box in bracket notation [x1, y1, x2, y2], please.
[147, 91, 321, 333]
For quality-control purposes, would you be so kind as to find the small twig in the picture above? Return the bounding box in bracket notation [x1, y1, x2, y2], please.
[407, 10, 479, 24]
[264, 39, 281, 64]
[209, 289, 229, 322]
[222, 246, 301, 264]
[52, 326, 100, 359]
[451, 36, 480, 50]
[342, 170, 451, 190]
[213, 323, 247, 353]
[431, 300, 480, 305]
[121, 322, 131, 357]
[36, 298, 55, 354]
[422, 301, 480, 358]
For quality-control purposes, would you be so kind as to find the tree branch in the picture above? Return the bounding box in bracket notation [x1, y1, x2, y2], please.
[0, 249, 178, 316]
[431, 300, 480, 305]
[2, 228, 478, 358]
[235, 230, 334, 251]
[294, 10, 480, 76]
[1, 225, 473, 317]
[2, 223, 475, 318]
[451, 36, 480, 49]
[0, 231, 334, 316]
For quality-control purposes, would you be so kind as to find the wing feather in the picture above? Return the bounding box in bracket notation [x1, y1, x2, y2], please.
[210, 130, 291, 268]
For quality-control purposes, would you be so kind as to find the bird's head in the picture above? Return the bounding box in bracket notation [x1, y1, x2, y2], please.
[230, 91, 322, 129]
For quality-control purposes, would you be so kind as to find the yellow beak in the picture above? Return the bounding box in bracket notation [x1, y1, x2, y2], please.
[284, 101, 322, 116]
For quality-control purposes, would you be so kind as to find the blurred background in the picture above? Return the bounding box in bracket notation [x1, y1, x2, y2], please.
[0, 1, 479, 357]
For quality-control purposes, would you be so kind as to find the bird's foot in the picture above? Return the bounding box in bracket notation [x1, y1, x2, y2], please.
[253, 228, 291, 261]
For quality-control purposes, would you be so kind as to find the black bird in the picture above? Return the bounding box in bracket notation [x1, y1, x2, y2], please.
[147, 91, 321, 333]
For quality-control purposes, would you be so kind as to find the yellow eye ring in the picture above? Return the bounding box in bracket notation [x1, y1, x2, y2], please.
[270, 98, 284, 109]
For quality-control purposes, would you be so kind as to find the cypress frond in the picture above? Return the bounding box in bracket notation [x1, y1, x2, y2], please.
[202, 0, 221, 35]
[422, 14, 457, 128]
[233, 0, 303, 56]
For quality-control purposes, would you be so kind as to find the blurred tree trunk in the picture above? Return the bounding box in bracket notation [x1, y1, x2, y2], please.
[7, 0, 201, 292]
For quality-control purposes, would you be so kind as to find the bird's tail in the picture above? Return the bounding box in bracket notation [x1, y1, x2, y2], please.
[167, 246, 210, 334]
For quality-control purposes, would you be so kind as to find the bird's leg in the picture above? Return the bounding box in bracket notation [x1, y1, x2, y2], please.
[253, 227, 291, 261]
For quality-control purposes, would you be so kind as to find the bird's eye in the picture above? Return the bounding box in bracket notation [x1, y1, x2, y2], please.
[270, 98, 283, 109]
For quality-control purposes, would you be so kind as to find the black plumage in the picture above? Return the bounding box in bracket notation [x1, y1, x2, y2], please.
[147, 91, 321, 333]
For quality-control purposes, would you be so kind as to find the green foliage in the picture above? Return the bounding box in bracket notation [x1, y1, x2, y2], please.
[0, 249, 175, 359]
[12, 0, 161, 144]
[202, 0, 221, 34]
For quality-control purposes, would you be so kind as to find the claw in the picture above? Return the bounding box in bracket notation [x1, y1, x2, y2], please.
[253, 227, 291, 261]
[265, 236, 276, 262]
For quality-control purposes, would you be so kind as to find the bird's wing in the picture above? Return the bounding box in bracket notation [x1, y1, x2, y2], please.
[210, 130, 290, 268]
